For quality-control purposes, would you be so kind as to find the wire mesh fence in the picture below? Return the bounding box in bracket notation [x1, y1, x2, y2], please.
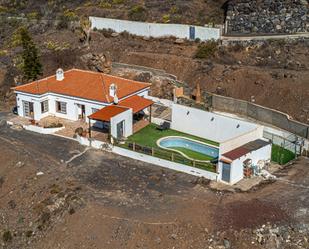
[263, 131, 301, 165]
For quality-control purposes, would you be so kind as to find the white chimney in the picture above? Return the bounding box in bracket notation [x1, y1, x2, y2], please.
[109, 83, 117, 97]
[56, 68, 64, 81]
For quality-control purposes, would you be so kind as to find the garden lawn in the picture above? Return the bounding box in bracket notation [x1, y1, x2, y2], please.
[127, 124, 219, 148]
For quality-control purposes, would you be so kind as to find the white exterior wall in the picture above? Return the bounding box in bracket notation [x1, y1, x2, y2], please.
[16, 92, 107, 121]
[219, 126, 264, 154]
[225, 143, 272, 184]
[171, 104, 259, 143]
[90, 17, 221, 41]
[113, 146, 219, 180]
[110, 109, 133, 138]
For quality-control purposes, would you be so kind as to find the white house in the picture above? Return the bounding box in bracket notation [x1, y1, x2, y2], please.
[13, 68, 154, 139]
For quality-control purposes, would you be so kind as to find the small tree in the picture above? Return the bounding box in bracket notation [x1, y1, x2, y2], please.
[20, 27, 42, 81]
[80, 16, 92, 47]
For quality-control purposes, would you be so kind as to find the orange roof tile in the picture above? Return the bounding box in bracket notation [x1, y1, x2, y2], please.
[88, 105, 128, 121]
[119, 95, 154, 114]
[13, 69, 151, 103]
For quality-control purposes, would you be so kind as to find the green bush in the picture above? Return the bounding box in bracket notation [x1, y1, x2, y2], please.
[2, 230, 12, 242]
[99, 1, 112, 8]
[195, 40, 218, 59]
[128, 5, 147, 21]
[112, 0, 125, 4]
[63, 9, 78, 21]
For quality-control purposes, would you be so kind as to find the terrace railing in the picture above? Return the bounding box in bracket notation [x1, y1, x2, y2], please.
[116, 140, 217, 173]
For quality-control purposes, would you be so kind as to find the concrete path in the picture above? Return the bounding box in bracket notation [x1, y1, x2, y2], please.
[221, 32, 309, 42]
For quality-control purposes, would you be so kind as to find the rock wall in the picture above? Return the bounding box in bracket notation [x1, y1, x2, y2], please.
[226, 0, 309, 34]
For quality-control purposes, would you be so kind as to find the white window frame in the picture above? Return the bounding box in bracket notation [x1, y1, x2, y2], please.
[41, 100, 49, 113]
[56, 101, 67, 114]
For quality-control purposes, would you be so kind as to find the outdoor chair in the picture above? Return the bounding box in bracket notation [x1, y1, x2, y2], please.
[157, 121, 170, 131]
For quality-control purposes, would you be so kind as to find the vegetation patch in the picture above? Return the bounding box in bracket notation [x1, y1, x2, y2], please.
[195, 40, 218, 59]
[128, 5, 147, 21]
[2, 230, 12, 242]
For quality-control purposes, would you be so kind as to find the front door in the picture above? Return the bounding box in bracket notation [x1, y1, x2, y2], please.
[77, 104, 86, 120]
[116, 120, 125, 139]
[23, 101, 34, 118]
[221, 162, 231, 183]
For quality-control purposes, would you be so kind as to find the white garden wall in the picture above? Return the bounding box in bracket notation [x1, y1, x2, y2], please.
[219, 126, 264, 154]
[113, 146, 219, 180]
[171, 104, 260, 143]
[90, 17, 221, 41]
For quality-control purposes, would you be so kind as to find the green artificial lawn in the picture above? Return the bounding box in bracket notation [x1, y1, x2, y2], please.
[127, 124, 219, 148]
[123, 124, 218, 163]
[271, 144, 296, 165]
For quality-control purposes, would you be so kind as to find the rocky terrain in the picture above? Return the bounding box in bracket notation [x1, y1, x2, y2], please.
[0, 121, 309, 249]
[226, 0, 309, 34]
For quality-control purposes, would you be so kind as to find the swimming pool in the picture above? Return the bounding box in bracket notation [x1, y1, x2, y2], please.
[157, 136, 219, 161]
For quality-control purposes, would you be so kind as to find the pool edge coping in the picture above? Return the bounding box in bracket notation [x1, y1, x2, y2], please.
[157, 136, 219, 163]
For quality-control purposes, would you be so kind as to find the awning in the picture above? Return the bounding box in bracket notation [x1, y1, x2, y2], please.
[119, 95, 154, 114]
[88, 105, 128, 122]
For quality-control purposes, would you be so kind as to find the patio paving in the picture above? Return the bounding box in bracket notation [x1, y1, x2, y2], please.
[152, 104, 171, 121]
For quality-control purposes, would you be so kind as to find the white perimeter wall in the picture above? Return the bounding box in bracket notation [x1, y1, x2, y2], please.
[110, 109, 133, 138]
[171, 104, 260, 144]
[113, 146, 219, 180]
[219, 126, 264, 154]
[90, 17, 221, 41]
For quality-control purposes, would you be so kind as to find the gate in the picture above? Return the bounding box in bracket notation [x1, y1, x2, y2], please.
[189, 26, 195, 40]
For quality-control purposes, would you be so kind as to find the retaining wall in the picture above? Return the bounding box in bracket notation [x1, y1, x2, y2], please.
[210, 94, 309, 139]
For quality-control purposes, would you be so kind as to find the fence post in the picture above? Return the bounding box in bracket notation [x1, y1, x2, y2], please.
[171, 153, 174, 161]
[133, 142, 135, 151]
[152, 147, 154, 156]
[193, 161, 196, 167]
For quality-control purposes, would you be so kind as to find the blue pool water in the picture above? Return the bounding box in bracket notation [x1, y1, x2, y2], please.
[158, 137, 219, 158]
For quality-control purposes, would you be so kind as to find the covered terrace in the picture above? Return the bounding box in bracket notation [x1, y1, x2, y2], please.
[88, 95, 154, 140]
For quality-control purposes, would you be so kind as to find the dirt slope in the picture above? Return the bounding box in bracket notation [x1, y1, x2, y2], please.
[1, 124, 309, 249]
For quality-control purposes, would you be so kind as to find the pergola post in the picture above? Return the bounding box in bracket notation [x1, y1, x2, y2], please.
[88, 118, 92, 138]
[149, 105, 152, 123]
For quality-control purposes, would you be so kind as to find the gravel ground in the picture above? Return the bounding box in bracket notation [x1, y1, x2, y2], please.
[0, 120, 309, 248]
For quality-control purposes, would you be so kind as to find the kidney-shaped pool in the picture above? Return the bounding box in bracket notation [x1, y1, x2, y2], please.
[157, 136, 219, 161]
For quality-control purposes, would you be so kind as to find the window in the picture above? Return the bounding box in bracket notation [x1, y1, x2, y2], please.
[56, 101, 67, 114]
[92, 108, 99, 114]
[41, 100, 49, 113]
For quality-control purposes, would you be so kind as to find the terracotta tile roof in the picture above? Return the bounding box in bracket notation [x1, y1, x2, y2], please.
[119, 95, 154, 114]
[13, 69, 151, 103]
[88, 105, 128, 122]
[221, 139, 271, 161]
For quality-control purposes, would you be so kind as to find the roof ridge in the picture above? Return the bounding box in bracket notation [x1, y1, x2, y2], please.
[72, 68, 151, 86]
